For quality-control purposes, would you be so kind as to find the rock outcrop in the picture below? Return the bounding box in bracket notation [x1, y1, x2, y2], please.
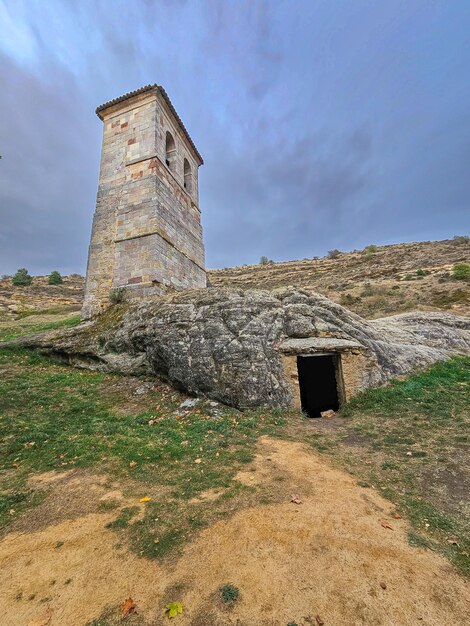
[11, 288, 470, 410]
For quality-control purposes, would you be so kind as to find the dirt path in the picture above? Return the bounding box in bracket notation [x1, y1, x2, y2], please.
[1, 437, 469, 626]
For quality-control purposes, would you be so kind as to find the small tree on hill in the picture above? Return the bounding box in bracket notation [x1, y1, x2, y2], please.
[48, 271, 63, 285]
[260, 256, 269, 265]
[12, 268, 32, 286]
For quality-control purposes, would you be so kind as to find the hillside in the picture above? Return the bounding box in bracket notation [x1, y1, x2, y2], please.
[0, 274, 84, 321]
[0, 239, 468, 323]
[209, 238, 470, 318]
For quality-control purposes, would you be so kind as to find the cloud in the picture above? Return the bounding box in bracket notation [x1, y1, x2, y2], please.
[0, 0, 469, 276]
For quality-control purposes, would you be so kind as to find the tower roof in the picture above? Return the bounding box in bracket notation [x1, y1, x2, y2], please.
[96, 84, 203, 165]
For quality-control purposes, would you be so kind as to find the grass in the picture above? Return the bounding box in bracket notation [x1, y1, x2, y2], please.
[0, 347, 286, 557]
[219, 583, 240, 604]
[0, 314, 81, 342]
[0, 345, 468, 577]
[303, 356, 470, 576]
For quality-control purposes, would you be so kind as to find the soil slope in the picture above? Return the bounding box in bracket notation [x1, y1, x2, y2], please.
[0, 275, 83, 320]
[209, 238, 470, 318]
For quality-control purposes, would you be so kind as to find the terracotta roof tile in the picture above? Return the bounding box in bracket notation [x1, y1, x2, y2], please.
[96, 84, 203, 164]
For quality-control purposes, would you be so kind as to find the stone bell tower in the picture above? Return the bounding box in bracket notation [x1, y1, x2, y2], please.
[82, 85, 206, 319]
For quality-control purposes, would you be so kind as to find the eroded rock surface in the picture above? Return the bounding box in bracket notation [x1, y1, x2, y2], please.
[12, 288, 470, 409]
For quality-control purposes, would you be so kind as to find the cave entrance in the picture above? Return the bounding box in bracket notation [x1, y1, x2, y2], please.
[297, 354, 341, 418]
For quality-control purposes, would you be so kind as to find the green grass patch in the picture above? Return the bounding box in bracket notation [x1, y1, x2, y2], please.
[0, 315, 81, 342]
[106, 506, 139, 529]
[302, 356, 470, 577]
[0, 347, 287, 557]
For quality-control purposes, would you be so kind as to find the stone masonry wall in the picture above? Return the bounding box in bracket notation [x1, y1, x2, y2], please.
[82, 88, 206, 319]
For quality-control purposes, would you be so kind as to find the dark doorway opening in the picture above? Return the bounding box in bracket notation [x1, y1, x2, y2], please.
[297, 354, 340, 418]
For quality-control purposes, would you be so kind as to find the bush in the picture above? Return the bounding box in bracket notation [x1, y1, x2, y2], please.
[453, 235, 470, 245]
[12, 268, 32, 286]
[340, 293, 361, 306]
[452, 263, 470, 280]
[109, 287, 126, 304]
[360, 282, 376, 297]
[327, 249, 341, 259]
[364, 244, 378, 255]
[416, 268, 427, 277]
[48, 271, 63, 285]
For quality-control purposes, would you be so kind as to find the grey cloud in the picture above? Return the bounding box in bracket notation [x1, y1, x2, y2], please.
[0, 0, 469, 277]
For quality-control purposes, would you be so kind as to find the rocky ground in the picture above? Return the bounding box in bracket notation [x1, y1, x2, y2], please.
[13, 287, 470, 411]
[209, 238, 470, 318]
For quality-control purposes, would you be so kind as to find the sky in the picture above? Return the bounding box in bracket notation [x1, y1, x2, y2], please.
[0, 0, 469, 275]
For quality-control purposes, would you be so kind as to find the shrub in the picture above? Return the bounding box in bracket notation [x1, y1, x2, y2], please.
[364, 244, 378, 255]
[219, 584, 240, 604]
[453, 235, 470, 245]
[260, 256, 269, 265]
[12, 268, 32, 286]
[48, 270, 63, 285]
[403, 273, 414, 281]
[340, 293, 361, 306]
[360, 282, 376, 297]
[416, 268, 427, 277]
[452, 263, 470, 280]
[327, 249, 341, 259]
[109, 287, 126, 304]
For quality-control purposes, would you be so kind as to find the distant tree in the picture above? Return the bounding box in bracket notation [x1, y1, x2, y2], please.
[364, 244, 378, 255]
[12, 268, 32, 286]
[48, 270, 63, 285]
[260, 256, 269, 265]
[327, 249, 341, 259]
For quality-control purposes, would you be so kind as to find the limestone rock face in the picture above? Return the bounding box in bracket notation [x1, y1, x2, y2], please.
[14, 288, 470, 410]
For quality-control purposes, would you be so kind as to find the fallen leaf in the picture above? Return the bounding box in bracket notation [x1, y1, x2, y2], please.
[316, 615, 324, 625]
[393, 513, 402, 519]
[27, 610, 52, 626]
[166, 601, 183, 618]
[380, 520, 393, 530]
[139, 496, 151, 503]
[194, 458, 202, 464]
[120, 597, 136, 617]
[290, 494, 303, 504]
[129, 461, 137, 468]
[380, 581, 387, 590]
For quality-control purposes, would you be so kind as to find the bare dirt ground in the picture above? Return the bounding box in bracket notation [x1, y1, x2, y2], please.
[1, 437, 468, 626]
